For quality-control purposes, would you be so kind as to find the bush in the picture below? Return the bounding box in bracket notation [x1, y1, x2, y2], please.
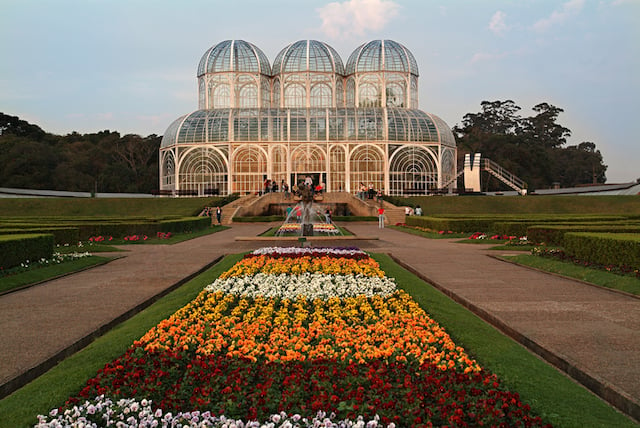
[406, 216, 495, 233]
[233, 215, 284, 223]
[0, 234, 54, 269]
[528, 224, 640, 246]
[563, 232, 640, 270]
[0, 226, 79, 245]
[158, 217, 211, 233]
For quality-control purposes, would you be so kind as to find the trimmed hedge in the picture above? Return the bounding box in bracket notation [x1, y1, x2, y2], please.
[564, 232, 640, 270]
[528, 224, 640, 246]
[74, 217, 210, 239]
[0, 217, 211, 241]
[157, 217, 211, 233]
[0, 234, 54, 269]
[233, 215, 284, 223]
[0, 227, 79, 245]
[406, 216, 495, 233]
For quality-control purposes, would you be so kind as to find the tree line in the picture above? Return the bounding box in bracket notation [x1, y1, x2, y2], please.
[454, 100, 607, 191]
[0, 102, 608, 194]
[0, 113, 160, 193]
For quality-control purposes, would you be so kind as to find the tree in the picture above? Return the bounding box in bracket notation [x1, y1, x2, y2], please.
[521, 103, 571, 148]
[455, 100, 607, 190]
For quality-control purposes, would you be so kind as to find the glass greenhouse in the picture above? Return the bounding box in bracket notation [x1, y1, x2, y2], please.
[160, 39, 457, 196]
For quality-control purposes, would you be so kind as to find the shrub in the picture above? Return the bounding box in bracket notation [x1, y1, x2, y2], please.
[0, 227, 79, 245]
[528, 224, 640, 246]
[563, 232, 640, 270]
[0, 234, 54, 269]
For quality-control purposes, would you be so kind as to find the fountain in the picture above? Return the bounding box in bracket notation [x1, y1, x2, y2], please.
[275, 184, 342, 237]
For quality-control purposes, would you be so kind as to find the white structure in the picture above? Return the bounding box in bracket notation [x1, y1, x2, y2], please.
[160, 40, 457, 196]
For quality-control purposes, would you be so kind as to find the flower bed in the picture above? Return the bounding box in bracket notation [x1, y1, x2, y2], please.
[38, 247, 549, 427]
[276, 223, 340, 235]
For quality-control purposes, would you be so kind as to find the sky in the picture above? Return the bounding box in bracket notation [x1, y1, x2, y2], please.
[1, 0, 638, 183]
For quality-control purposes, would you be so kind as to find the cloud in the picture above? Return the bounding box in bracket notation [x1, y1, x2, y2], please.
[469, 51, 509, 65]
[488, 11, 508, 35]
[533, 0, 585, 32]
[317, 0, 400, 39]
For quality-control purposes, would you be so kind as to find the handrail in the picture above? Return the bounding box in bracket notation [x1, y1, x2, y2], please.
[482, 159, 526, 192]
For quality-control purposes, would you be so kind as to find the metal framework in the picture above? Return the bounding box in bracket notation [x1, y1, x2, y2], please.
[161, 39, 456, 196]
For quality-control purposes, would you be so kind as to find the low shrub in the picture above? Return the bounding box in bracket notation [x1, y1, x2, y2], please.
[158, 217, 211, 233]
[528, 224, 640, 246]
[232, 215, 284, 223]
[563, 232, 640, 270]
[0, 234, 54, 270]
[0, 227, 79, 245]
[406, 216, 495, 233]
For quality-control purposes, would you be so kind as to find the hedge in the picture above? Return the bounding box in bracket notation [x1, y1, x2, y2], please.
[0, 227, 79, 245]
[528, 224, 640, 246]
[563, 232, 640, 270]
[406, 216, 496, 233]
[0, 234, 54, 270]
[0, 217, 210, 241]
[74, 217, 210, 240]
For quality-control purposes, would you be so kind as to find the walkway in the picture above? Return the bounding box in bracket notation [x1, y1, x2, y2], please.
[0, 223, 638, 422]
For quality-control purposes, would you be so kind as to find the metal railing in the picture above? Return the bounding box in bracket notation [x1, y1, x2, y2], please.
[482, 159, 526, 192]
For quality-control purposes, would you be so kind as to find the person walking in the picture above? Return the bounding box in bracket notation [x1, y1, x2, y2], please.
[377, 206, 385, 228]
[216, 206, 222, 225]
[414, 205, 423, 216]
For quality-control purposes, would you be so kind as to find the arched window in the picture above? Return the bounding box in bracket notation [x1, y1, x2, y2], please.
[329, 145, 346, 192]
[178, 147, 228, 195]
[232, 146, 267, 194]
[359, 83, 379, 107]
[212, 84, 230, 108]
[389, 146, 437, 196]
[386, 83, 404, 107]
[238, 84, 258, 108]
[284, 83, 305, 107]
[349, 145, 384, 193]
[310, 83, 331, 108]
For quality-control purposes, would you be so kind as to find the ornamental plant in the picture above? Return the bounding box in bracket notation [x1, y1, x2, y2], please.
[40, 246, 550, 427]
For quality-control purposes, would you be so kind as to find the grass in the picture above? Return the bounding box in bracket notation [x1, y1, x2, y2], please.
[1, 252, 637, 427]
[374, 253, 638, 428]
[487, 244, 537, 251]
[0, 256, 114, 295]
[386, 195, 640, 216]
[388, 225, 467, 239]
[0, 254, 244, 428]
[0, 197, 235, 218]
[500, 254, 640, 296]
[95, 225, 230, 245]
[0, 226, 229, 295]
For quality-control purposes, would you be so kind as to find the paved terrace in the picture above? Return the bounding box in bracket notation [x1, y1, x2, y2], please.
[0, 223, 638, 422]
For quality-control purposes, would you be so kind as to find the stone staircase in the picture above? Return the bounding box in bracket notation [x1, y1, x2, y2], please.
[219, 194, 259, 225]
[224, 191, 406, 225]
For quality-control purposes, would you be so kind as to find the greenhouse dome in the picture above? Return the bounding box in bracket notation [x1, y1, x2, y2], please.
[197, 40, 271, 77]
[161, 39, 457, 197]
[345, 39, 418, 75]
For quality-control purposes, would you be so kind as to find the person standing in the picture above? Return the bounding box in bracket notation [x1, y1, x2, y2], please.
[216, 206, 222, 225]
[377, 206, 385, 228]
[414, 205, 423, 216]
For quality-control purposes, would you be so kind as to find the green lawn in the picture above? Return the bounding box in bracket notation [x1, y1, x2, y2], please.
[388, 225, 467, 239]
[500, 253, 640, 296]
[0, 256, 113, 295]
[1, 253, 636, 427]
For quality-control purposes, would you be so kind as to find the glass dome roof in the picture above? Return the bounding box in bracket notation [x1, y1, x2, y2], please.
[161, 107, 454, 148]
[272, 40, 345, 75]
[197, 40, 271, 77]
[346, 40, 418, 76]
